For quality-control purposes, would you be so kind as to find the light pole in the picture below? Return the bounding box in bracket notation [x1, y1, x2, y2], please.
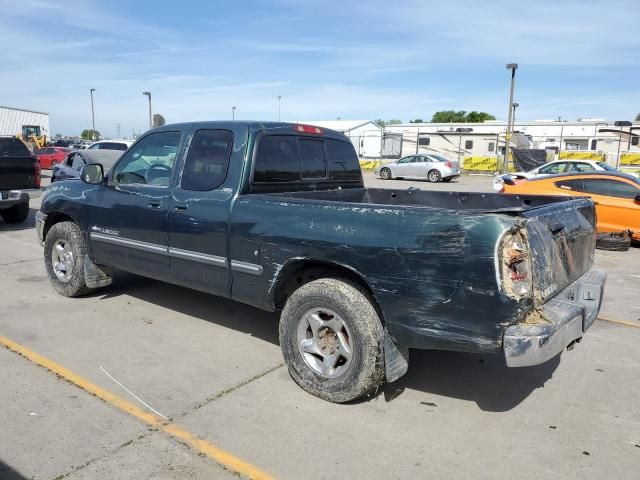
[89, 88, 96, 140]
[232, 106, 236, 120]
[503, 63, 518, 174]
[512, 102, 519, 124]
[277, 96, 282, 121]
[142, 91, 152, 129]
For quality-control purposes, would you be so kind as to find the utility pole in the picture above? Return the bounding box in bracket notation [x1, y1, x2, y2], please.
[277, 95, 282, 121]
[142, 91, 152, 129]
[232, 106, 236, 120]
[503, 63, 518, 174]
[89, 88, 96, 140]
[116, 123, 121, 138]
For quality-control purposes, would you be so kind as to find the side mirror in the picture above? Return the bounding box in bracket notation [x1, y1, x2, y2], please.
[81, 163, 104, 184]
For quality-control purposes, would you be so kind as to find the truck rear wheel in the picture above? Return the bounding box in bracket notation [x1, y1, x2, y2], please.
[1, 202, 29, 224]
[44, 221, 93, 297]
[279, 278, 384, 403]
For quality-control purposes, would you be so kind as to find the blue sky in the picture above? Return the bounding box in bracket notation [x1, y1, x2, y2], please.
[1, 0, 639, 137]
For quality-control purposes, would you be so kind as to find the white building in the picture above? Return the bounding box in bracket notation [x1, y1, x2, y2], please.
[0, 105, 50, 139]
[301, 120, 391, 158]
[385, 120, 640, 164]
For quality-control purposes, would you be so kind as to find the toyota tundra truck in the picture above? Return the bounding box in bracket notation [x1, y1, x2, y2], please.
[36, 122, 606, 402]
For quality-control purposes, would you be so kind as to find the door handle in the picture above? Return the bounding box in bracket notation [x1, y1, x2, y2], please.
[173, 203, 188, 211]
[148, 202, 161, 209]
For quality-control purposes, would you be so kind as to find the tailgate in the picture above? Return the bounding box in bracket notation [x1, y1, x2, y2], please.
[521, 197, 596, 305]
[0, 157, 38, 190]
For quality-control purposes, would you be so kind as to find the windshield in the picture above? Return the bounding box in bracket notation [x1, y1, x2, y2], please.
[596, 162, 617, 172]
[427, 154, 449, 162]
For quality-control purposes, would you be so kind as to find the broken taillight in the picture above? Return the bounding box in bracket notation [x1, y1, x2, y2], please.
[501, 229, 532, 298]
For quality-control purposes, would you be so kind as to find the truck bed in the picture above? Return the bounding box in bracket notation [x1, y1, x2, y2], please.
[265, 187, 575, 213]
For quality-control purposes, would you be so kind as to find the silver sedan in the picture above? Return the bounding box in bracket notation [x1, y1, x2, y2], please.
[375, 154, 460, 182]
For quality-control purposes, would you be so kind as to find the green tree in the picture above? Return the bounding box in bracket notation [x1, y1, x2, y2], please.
[81, 129, 100, 140]
[153, 113, 166, 127]
[409, 119, 424, 123]
[431, 110, 496, 123]
[635, 113, 640, 121]
[466, 111, 496, 122]
[431, 110, 467, 122]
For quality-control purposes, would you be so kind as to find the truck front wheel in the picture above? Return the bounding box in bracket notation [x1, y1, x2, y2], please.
[279, 278, 384, 402]
[44, 221, 93, 297]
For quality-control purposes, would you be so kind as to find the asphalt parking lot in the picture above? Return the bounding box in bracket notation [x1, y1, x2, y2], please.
[1, 173, 639, 480]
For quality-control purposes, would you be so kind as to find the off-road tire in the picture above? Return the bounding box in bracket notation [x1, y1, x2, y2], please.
[380, 168, 392, 180]
[280, 278, 384, 403]
[44, 221, 94, 297]
[427, 169, 441, 183]
[0, 202, 29, 224]
[596, 232, 630, 252]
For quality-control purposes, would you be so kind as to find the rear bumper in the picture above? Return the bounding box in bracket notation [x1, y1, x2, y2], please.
[0, 189, 41, 207]
[503, 266, 606, 367]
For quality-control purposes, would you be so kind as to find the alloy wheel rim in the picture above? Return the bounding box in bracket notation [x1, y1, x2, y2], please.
[296, 308, 353, 378]
[51, 239, 74, 283]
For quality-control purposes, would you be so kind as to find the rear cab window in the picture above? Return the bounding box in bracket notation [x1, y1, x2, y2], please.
[252, 134, 361, 187]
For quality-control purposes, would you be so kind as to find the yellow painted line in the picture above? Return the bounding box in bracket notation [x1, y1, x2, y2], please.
[597, 316, 640, 328]
[0, 334, 276, 480]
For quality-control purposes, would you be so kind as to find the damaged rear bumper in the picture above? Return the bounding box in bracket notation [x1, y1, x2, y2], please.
[503, 266, 606, 367]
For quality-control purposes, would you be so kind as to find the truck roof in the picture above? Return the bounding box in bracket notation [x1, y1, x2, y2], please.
[154, 121, 349, 141]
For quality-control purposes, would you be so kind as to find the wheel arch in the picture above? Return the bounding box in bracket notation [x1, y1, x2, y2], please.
[43, 211, 78, 240]
[270, 258, 385, 323]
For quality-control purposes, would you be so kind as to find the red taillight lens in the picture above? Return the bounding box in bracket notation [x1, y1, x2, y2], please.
[34, 160, 41, 188]
[294, 124, 323, 134]
[445, 161, 453, 168]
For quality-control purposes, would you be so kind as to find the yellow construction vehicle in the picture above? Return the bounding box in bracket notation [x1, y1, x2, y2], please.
[17, 125, 47, 151]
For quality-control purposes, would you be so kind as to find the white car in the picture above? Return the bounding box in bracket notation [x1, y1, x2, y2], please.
[493, 159, 619, 191]
[375, 154, 460, 182]
[87, 139, 133, 152]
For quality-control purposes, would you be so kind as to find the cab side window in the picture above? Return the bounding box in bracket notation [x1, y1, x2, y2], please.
[181, 130, 233, 191]
[110, 132, 181, 186]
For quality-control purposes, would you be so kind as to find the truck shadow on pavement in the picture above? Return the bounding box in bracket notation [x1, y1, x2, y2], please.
[383, 349, 560, 412]
[100, 272, 559, 412]
[0, 460, 28, 480]
[100, 271, 281, 345]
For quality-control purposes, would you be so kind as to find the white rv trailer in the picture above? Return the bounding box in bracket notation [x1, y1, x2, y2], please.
[300, 120, 398, 158]
[0, 105, 50, 140]
[385, 120, 640, 158]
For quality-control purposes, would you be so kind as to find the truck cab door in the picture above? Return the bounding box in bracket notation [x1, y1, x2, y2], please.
[167, 129, 235, 297]
[87, 130, 183, 282]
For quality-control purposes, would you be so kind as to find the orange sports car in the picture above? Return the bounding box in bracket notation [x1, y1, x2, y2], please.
[499, 172, 640, 240]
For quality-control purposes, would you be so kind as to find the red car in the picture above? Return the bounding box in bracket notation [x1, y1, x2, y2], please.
[35, 147, 69, 169]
